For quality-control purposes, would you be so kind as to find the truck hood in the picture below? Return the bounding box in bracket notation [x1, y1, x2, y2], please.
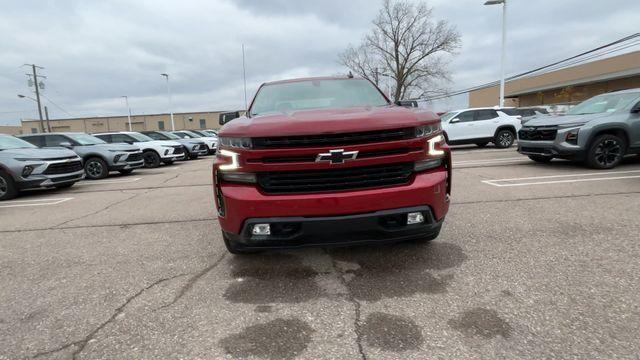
[524, 113, 611, 127]
[134, 140, 182, 147]
[219, 106, 439, 137]
[173, 139, 205, 146]
[0, 147, 78, 160]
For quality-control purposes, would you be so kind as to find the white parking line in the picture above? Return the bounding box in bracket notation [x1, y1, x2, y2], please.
[0, 197, 73, 208]
[76, 177, 142, 186]
[454, 157, 525, 166]
[482, 169, 640, 187]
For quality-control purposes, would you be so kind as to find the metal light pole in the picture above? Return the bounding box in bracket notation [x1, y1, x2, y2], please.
[18, 94, 49, 132]
[160, 73, 175, 130]
[121, 96, 133, 131]
[484, 0, 507, 107]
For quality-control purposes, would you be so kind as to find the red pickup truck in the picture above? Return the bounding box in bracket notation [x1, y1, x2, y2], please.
[213, 76, 451, 254]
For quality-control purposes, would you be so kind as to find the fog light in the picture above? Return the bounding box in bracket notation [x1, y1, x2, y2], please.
[252, 223, 271, 235]
[407, 212, 424, 225]
[22, 165, 34, 177]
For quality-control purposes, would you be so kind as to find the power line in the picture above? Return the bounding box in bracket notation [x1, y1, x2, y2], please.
[425, 32, 640, 101]
[40, 93, 73, 117]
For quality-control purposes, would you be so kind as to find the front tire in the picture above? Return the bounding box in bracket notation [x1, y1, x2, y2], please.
[84, 157, 109, 180]
[586, 134, 626, 169]
[494, 129, 515, 148]
[143, 151, 161, 168]
[528, 155, 552, 163]
[0, 170, 18, 201]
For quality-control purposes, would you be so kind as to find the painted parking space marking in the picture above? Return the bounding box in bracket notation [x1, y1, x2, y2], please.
[454, 157, 526, 167]
[482, 169, 640, 187]
[0, 197, 73, 208]
[76, 177, 142, 186]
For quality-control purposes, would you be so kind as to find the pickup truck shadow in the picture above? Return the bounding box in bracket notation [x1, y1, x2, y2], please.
[223, 241, 467, 304]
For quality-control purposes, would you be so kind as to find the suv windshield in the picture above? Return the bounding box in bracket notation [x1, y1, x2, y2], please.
[176, 131, 200, 138]
[567, 92, 640, 115]
[128, 133, 154, 142]
[0, 135, 37, 150]
[250, 79, 389, 116]
[440, 112, 456, 122]
[66, 133, 106, 145]
[159, 131, 180, 140]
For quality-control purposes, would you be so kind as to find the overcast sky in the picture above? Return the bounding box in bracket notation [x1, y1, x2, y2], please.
[1, 0, 638, 124]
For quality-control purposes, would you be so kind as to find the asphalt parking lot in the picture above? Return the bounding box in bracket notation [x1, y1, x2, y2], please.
[1, 147, 639, 360]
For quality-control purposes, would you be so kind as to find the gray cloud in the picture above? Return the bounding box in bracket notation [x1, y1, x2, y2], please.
[1, 0, 638, 124]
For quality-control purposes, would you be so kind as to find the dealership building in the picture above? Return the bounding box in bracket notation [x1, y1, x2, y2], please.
[468, 51, 640, 108]
[18, 110, 229, 135]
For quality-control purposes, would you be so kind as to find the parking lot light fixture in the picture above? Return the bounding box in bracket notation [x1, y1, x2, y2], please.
[121, 96, 132, 131]
[484, 0, 507, 107]
[160, 73, 175, 131]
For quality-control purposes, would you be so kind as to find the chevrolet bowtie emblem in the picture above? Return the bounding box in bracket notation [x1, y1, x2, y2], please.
[315, 149, 359, 164]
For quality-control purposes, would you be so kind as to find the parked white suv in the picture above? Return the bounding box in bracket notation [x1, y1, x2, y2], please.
[94, 132, 185, 168]
[440, 107, 522, 148]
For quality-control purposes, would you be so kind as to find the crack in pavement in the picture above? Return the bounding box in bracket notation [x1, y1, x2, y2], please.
[325, 250, 367, 360]
[31, 273, 188, 359]
[52, 189, 152, 229]
[158, 252, 227, 310]
[0, 218, 213, 234]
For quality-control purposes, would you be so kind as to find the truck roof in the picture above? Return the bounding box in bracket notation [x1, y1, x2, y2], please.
[262, 76, 362, 86]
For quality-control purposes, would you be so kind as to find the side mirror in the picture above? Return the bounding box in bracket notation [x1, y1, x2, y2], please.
[219, 111, 240, 125]
[450, 118, 460, 124]
[59, 141, 73, 148]
[631, 103, 640, 113]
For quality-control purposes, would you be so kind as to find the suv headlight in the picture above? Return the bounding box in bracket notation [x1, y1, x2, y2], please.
[415, 123, 441, 138]
[218, 137, 252, 149]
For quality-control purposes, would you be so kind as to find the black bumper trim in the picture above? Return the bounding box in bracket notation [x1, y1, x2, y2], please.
[518, 144, 584, 159]
[224, 206, 443, 250]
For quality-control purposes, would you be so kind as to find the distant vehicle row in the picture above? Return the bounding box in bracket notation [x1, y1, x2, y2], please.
[0, 130, 218, 200]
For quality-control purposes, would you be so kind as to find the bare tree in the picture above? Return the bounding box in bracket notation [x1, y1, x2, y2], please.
[339, 0, 460, 101]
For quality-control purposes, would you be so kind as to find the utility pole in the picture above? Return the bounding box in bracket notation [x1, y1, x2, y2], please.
[24, 64, 46, 132]
[242, 44, 248, 110]
[44, 106, 52, 132]
[160, 73, 175, 131]
[121, 96, 132, 131]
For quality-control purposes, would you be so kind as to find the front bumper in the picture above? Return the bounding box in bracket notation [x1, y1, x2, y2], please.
[216, 167, 449, 238]
[518, 140, 584, 159]
[110, 160, 144, 171]
[16, 170, 85, 190]
[224, 206, 443, 250]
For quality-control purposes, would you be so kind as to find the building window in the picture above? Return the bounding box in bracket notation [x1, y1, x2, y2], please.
[158, 121, 165, 130]
[199, 119, 206, 129]
[31, 128, 38, 134]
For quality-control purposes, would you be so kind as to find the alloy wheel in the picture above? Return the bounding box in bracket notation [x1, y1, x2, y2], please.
[594, 139, 622, 167]
[499, 132, 513, 147]
[0, 176, 7, 197]
[86, 161, 103, 178]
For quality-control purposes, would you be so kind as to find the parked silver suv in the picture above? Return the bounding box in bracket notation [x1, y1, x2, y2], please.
[0, 134, 84, 200]
[19, 133, 144, 179]
[518, 89, 640, 169]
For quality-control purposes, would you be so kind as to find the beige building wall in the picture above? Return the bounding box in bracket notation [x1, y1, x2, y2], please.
[21, 111, 227, 134]
[0, 125, 23, 135]
[469, 51, 640, 107]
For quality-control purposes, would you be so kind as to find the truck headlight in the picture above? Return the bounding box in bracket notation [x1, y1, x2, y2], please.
[219, 137, 252, 149]
[415, 123, 441, 137]
[218, 149, 240, 171]
[427, 135, 446, 157]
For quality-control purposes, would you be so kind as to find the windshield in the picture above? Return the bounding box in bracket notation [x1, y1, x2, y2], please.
[175, 131, 200, 139]
[159, 131, 180, 140]
[249, 79, 389, 116]
[128, 133, 154, 142]
[499, 108, 518, 116]
[66, 133, 106, 145]
[567, 93, 640, 115]
[440, 112, 456, 122]
[0, 135, 37, 150]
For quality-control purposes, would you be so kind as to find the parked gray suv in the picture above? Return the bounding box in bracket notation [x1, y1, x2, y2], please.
[0, 134, 84, 200]
[19, 133, 144, 179]
[518, 89, 640, 169]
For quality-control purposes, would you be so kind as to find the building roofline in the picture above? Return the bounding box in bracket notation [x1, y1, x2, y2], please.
[21, 109, 242, 123]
